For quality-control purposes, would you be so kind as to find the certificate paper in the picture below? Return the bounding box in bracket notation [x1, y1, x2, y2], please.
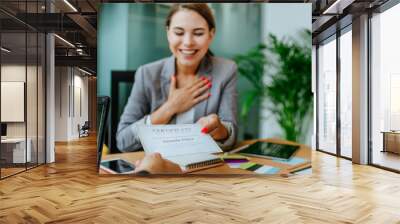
[138, 124, 223, 157]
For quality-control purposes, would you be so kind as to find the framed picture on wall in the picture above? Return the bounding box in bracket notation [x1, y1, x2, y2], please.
[1, 81, 25, 122]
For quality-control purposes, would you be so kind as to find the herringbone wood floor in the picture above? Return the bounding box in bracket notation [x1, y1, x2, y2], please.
[1, 135, 400, 224]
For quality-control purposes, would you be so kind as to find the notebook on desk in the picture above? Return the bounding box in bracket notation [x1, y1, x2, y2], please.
[166, 153, 223, 172]
[138, 124, 223, 173]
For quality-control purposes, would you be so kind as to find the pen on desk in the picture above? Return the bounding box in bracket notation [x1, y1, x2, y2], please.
[228, 144, 251, 154]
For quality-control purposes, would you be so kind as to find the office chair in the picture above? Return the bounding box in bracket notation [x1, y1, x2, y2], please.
[97, 96, 110, 171]
[110, 70, 135, 152]
[78, 121, 90, 138]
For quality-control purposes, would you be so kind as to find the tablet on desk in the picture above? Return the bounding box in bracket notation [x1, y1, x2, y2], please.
[236, 141, 299, 160]
[100, 158, 135, 174]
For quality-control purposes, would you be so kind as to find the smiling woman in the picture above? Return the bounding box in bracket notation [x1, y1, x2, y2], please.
[116, 3, 238, 152]
[165, 4, 215, 67]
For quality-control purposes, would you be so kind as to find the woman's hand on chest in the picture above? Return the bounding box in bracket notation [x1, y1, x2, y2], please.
[166, 75, 212, 114]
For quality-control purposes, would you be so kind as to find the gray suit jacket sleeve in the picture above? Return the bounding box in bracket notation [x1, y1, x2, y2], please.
[116, 66, 149, 152]
[216, 63, 238, 150]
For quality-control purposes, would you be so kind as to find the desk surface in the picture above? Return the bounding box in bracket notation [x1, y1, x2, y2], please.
[381, 131, 400, 134]
[1, 138, 27, 143]
[100, 138, 311, 175]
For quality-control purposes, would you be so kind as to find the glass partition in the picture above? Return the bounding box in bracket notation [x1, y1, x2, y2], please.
[0, 1, 46, 179]
[371, 3, 400, 171]
[317, 35, 337, 155]
[339, 27, 352, 158]
[38, 32, 46, 165]
[1, 30, 28, 177]
[27, 30, 38, 169]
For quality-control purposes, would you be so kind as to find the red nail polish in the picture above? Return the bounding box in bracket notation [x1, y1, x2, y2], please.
[200, 77, 206, 80]
[208, 93, 211, 97]
[201, 127, 208, 133]
[207, 83, 212, 88]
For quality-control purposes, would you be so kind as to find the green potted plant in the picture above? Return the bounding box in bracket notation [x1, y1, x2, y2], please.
[234, 29, 312, 142]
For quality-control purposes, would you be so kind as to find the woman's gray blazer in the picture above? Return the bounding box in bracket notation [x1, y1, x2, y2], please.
[116, 55, 238, 152]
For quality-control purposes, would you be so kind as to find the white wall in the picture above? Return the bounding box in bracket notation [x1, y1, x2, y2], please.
[71, 73, 89, 138]
[1, 64, 46, 163]
[54, 67, 89, 141]
[260, 4, 312, 145]
[1, 65, 41, 138]
[1, 66, 26, 128]
[55, 67, 68, 141]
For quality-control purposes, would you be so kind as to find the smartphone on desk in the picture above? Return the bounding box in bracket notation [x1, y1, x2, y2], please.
[100, 158, 135, 174]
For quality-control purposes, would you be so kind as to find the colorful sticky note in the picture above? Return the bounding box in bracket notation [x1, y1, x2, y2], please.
[220, 154, 249, 163]
[272, 157, 306, 165]
[224, 159, 249, 163]
[221, 153, 248, 159]
[237, 162, 264, 171]
[255, 166, 280, 174]
[239, 162, 257, 170]
[227, 162, 243, 168]
[230, 162, 281, 174]
[247, 164, 263, 171]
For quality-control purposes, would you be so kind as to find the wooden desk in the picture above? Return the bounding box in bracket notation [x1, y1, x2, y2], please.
[381, 131, 400, 154]
[100, 138, 311, 175]
[1, 138, 32, 164]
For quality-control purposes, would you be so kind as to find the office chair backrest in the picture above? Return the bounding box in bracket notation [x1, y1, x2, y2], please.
[82, 121, 90, 129]
[97, 96, 110, 170]
[110, 70, 135, 152]
[1, 123, 7, 137]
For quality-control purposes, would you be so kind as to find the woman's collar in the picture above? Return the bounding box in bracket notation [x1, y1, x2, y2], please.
[161, 55, 213, 81]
